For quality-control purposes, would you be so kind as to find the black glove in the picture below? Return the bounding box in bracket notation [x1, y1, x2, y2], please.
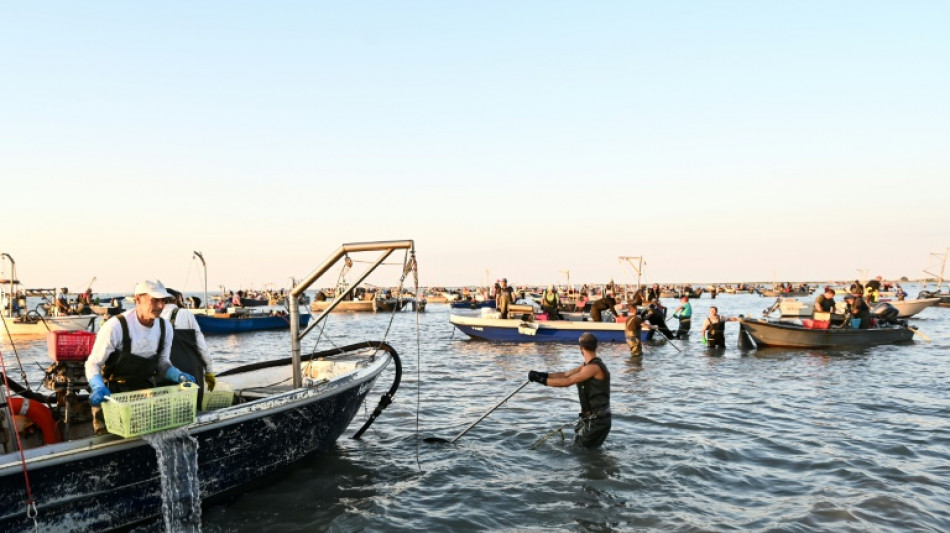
[528, 370, 548, 385]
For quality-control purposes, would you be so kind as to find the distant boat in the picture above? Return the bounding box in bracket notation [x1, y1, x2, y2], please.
[0, 254, 97, 336]
[450, 299, 495, 310]
[450, 313, 630, 343]
[194, 309, 310, 334]
[776, 297, 939, 319]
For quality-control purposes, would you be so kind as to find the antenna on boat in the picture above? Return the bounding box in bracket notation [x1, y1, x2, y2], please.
[193, 251, 207, 311]
[922, 247, 948, 291]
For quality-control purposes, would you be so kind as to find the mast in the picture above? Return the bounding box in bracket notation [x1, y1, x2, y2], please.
[193, 251, 208, 309]
[0, 253, 15, 318]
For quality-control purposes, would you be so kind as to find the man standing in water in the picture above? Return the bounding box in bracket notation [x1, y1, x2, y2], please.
[527, 333, 611, 448]
[671, 296, 692, 339]
[700, 306, 739, 348]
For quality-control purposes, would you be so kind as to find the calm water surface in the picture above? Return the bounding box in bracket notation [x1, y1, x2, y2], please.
[4, 291, 949, 532]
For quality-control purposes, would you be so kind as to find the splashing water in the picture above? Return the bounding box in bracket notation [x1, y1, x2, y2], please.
[144, 427, 202, 533]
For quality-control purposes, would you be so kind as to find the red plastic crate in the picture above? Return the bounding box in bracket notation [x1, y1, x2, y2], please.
[47, 330, 97, 362]
[802, 319, 829, 330]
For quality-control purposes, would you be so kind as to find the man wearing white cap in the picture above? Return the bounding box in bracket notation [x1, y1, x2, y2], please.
[85, 280, 196, 434]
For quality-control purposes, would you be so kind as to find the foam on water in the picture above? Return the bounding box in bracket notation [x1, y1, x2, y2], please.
[144, 427, 202, 533]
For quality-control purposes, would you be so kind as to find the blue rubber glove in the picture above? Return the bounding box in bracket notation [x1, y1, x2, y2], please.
[165, 367, 197, 384]
[89, 374, 111, 406]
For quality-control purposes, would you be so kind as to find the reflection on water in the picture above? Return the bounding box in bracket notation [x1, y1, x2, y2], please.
[4, 289, 950, 531]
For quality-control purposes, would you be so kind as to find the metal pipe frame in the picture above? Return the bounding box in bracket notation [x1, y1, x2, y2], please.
[289, 240, 413, 388]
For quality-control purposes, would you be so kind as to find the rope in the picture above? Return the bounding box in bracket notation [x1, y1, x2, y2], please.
[0, 313, 32, 391]
[0, 346, 39, 530]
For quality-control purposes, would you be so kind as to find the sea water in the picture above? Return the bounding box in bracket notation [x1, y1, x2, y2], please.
[144, 427, 202, 533]
[5, 288, 949, 531]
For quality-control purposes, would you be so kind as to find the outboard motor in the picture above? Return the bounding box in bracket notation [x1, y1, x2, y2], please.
[871, 302, 900, 325]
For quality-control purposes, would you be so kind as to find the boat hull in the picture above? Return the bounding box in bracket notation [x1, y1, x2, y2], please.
[450, 300, 495, 310]
[194, 313, 310, 334]
[0, 353, 389, 532]
[450, 314, 627, 343]
[739, 318, 914, 348]
[0, 314, 96, 336]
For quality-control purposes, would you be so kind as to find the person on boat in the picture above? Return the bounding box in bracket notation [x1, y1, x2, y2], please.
[671, 296, 692, 339]
[844, 294, 872, 329]
[588, 291, 617, 322]
[232, 290, 243, 307]
[642, 304, 675, 340]
[849, 280, 864, 297]
[495, 278, 515, 319]
[541, 285, 561, 320]
[700, 306, 739, 348]
[863, 277, 882, 303]
[162, 288, 215, 406]
[573, 291, 589, 312]
[624, 303, 644, 356]
[55, 287, 70, 315]
[895, 284, 907, 301]
[646, 284, 661, 305]
[814, 287, 836, 314]
[85, 280, 197, 435]
[527, 332, 611, 448]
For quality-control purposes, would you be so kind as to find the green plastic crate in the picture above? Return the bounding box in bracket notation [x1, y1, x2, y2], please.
[102, 383, 198, 438]
[201, 382, 234, 411]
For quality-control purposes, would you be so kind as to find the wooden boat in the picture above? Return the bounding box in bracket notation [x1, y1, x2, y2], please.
[193, 308, 311, 334]
[311, 297, 406, 313]
[0, 240, 413, 532]
[756, 288, 812, 298]
[738, 317, 915, 348]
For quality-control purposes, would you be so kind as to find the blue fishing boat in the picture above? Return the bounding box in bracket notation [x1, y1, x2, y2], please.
[450, 299, 495, 310]
[194, 309, 310, 334]
[449, 313, 628, 343]
[0, 240, 416, 532]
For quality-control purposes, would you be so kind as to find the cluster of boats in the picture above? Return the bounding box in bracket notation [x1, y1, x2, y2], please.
[447, 283, 937, 350]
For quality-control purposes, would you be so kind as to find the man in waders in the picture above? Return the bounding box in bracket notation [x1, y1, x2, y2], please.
[700, 306, 738, 349]
[527, 333, 611, 448]
[162, 288, 215, 406]
[85, 280, 197, 434]
[624, 303, 644, 356]
[671, 296, 692, 339]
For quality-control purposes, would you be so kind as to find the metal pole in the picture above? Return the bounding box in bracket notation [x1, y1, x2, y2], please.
[193, 251, 207, 311]
[289, 240, 413, 389]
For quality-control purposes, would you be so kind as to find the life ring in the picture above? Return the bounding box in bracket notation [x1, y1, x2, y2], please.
[8, 397, 62, 445]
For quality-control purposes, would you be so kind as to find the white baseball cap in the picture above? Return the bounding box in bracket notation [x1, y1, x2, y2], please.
[134, 280, 171, 299]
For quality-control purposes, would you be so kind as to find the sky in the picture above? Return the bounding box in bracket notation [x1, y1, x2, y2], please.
[1, 2, 948, 292]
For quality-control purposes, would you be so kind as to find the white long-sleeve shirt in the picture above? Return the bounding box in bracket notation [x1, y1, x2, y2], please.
[85, 309, 174, 380]
[160, 304, 214, 372]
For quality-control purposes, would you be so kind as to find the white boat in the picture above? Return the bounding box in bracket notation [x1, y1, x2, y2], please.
[776, 297, 938, 319]
[1, 253, 97, 336]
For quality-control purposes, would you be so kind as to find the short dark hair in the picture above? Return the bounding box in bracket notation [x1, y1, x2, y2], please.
[579, 332, 598, 351]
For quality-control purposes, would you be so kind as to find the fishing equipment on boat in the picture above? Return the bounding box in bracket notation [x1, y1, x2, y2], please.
[7, 397, 61, 445]
[424, 381, 529, 445]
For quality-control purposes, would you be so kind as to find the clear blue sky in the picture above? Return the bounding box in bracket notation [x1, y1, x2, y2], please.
[2, 2, 948, 291]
